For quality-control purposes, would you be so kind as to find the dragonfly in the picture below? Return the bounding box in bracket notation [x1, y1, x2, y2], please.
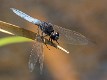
[10, 8, 89, 73]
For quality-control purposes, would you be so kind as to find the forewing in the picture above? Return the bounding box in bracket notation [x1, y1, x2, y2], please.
[53, 25, 89, 45]
[11, 8, 41, 25]
[28, 37, 44, 72]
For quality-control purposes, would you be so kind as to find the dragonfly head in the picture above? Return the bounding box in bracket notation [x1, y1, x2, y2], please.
[50, 32, 59, 40]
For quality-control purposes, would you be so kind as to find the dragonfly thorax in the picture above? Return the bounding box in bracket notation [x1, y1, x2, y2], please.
[39, 22, 54, 36]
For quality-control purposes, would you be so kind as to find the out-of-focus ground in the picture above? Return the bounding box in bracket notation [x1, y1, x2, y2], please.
[0, 0, 107, 80]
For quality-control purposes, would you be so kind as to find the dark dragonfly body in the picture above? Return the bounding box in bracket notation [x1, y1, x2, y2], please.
[38, 22, 59, 43]
[10, 8, 89, 73]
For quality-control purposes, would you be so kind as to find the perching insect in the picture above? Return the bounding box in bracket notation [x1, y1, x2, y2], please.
[11, 8, 89, 73]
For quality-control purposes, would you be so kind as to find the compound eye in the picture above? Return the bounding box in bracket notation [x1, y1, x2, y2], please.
[55, 32, 59, 40]
[55, 35, 59, 40]
[55, 32, 59, 36]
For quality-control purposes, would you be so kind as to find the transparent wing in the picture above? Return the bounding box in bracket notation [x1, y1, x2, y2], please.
[28, 35, 44, 72]
[11, 8, 89, 45]
[10, 8, 41, 25]
[53, 25, 89, 45]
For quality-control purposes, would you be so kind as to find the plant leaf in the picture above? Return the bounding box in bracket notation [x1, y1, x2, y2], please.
[0, 36, 32, 47]
[0, 20, 37, 40]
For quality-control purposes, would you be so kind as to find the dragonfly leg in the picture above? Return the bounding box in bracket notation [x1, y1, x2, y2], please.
[49, 37, 53, 43]
[41, 32, 44, 37]
[41, 32, 44, 39]
[56, 40, 59, 45]
[49, 37, 51, 42]
[45, 43, 50, 50]
[37, 27, 40, 35]
[49, 37, 59, 45]
[42, 37, 50, 50]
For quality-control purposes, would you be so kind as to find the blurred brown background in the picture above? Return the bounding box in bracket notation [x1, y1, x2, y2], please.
[0, 0, 107, 80]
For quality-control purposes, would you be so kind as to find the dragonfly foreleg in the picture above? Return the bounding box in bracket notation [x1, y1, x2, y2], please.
[49, 37, 59, 45]
[56, 40, 59, 45]
[41, 36, 50, 50]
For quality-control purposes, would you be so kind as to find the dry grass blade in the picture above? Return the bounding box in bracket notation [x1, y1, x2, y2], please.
[0, 20, 69, 53]
[0, 20, 36, 39]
